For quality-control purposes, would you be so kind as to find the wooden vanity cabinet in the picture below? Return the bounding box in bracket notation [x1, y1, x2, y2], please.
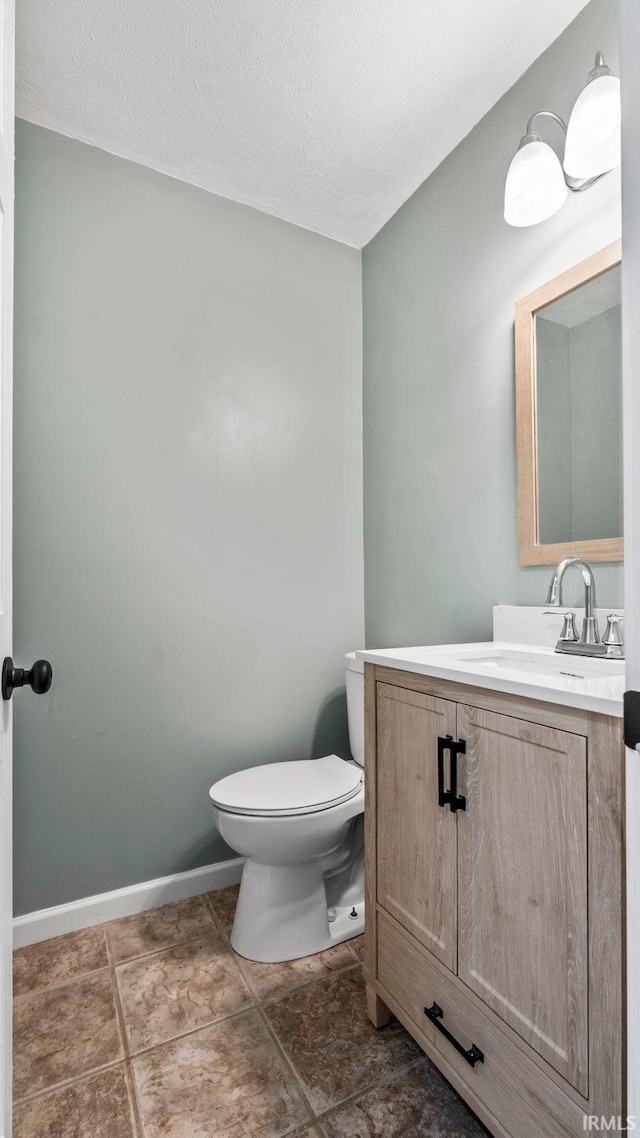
[376, 684, 458, 970]
[364, 664, 624, 1138]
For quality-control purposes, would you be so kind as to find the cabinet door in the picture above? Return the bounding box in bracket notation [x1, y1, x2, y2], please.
[376, 683, 457, 970]
[456, 703, 588, 1095]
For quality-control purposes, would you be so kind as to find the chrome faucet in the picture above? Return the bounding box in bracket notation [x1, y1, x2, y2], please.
[545, 557, 624, 658]
[546, 557, 599, 645]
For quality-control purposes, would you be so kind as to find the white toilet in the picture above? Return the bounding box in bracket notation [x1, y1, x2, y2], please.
[209, 652, 365, 963]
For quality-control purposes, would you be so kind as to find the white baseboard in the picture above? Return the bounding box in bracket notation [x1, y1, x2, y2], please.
[12, 857, 244, 949]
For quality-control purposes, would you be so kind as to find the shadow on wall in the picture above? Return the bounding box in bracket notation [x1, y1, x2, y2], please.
[312, 688, 351, 760]
[171, 832, 231, 878]
[166, 687, 352, 881]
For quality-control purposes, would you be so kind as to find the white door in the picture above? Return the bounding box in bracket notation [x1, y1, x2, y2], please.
[621, 0, 640, 1124]
[0, 0, 14, 1134]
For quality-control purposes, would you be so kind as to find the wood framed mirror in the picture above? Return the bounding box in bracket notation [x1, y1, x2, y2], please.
[515, 239, 622, 566]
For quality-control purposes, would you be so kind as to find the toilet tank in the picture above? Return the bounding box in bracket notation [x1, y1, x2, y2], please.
[345, 652, 365, 766]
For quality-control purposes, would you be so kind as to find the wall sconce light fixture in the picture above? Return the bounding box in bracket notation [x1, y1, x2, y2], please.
[504, 52, 620, 227]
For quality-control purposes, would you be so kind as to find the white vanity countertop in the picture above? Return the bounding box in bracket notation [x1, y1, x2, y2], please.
[356, 641, 625, 717]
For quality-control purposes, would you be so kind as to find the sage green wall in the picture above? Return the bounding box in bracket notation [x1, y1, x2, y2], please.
[362, 0, 622, 649]
[537, 304, 622, 544]
[13, 122, 364, 915]
[536, 318, 573, 545]
[570, 305, 623, 540]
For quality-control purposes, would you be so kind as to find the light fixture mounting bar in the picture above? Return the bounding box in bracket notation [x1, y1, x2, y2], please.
[521, 110, 601, 193]
[525, 109, 567, 135]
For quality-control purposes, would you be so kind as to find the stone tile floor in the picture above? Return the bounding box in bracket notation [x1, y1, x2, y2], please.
[12, 884, 488, 1137]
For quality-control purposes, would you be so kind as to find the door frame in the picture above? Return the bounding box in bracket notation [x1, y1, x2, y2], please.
[0, 0, 15, 1131]
[621, 0, 640, 1122]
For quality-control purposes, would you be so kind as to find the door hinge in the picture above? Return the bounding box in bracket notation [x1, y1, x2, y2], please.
[624, 690, 640, 750]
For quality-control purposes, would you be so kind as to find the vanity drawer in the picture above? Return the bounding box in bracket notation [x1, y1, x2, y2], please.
[377, 911, 585, 1138]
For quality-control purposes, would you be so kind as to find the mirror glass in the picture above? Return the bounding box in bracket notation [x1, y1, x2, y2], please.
[535, 264, 622, 546]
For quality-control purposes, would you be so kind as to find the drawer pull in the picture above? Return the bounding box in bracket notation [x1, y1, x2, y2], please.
[424, 1002, 484, 1067]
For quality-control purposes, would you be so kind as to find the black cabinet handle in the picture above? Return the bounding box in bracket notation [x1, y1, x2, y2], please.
[436, 736, 466, 812]
[2, 657, 53, 701]
[448, 737, 466, 813]
[437, 735, 450, 808]
[425, 1002, 484, 1067]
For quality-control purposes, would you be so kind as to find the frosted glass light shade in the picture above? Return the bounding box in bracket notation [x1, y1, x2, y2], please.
[564, 74, 621, 179]
[504, 139, 568, 227]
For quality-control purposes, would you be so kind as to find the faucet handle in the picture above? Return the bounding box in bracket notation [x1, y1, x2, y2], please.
[559, 612, 579, 642]
[603, 613, 624, 647]
[544, 609, 579, 641]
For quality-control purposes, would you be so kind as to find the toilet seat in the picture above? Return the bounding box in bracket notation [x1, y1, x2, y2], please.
[209, 754, 362, 817]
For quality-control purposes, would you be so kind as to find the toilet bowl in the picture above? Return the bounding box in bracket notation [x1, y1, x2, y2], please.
[209, 652, 365, 963]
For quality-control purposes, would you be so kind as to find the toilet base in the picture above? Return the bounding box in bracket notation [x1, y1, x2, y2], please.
[229, 856, 365, 963]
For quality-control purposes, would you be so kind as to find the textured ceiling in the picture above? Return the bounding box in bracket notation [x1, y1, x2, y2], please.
[16, 0, 591, 247]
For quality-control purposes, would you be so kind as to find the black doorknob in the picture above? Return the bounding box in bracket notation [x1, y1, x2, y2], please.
[2, 657, 53, 701]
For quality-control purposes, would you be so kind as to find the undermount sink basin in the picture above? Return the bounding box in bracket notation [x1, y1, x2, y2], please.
[449, 647, 625, 681]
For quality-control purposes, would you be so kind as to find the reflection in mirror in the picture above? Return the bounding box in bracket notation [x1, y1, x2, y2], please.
[535, 264, 622, 546]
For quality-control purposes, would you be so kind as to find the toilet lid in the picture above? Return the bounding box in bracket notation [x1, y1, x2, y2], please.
[209, 755, 363, 817]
